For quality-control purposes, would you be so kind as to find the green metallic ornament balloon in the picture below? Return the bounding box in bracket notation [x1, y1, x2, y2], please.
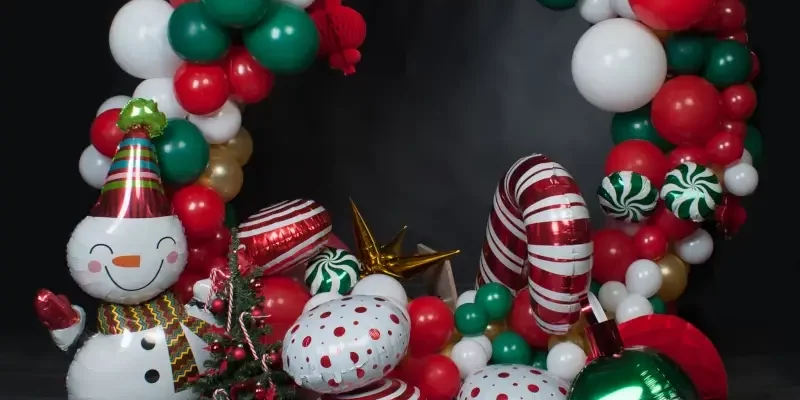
[535, 0, 578, 10]
[648, 296, 667, 314]
[665, 35, 707, 75]
[243, 3, 319, 74]
[530, 350, 547, 369]
[202, 0, 270, 28]
[703, 40, 752, 88]
[153, 119, 210, 185]
[455, 303, 489, 336]
[117, 98, 168, 138]
[611, 106, 674, 152]
[168, 2, 231, 62]
[491, 331, 533, 365]
[224, 202, 238, 228]
[744, 124, 763, 167]
[475, 282, 513, 320]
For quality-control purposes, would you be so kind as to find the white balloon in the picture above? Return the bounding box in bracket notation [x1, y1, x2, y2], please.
[79, 145, 112, 189]
[728, 148, 753, 166]
[108, 0, 181, 79]
[724, 163, 759, 196]
[615, 294, 653, 323]
[578, 0, 617, 24]
[96, 95, 132, 116]
[132, 78, 188, 119]
[598, 281, 628, 312]
[276, 0, 315, 8]
[610, 0, 637, 19]
[462, 335, 492, 358]
[302, 292, 343, 313]
[572, 18, 667, 112]
[456, 290, 477, 307]
[450, 339, 490, 378]
[605, 218, 642, 236]
[674, 229, 714, 265]
[546, 342, 587, 382]
[351, 274, 408, 308]
[625, 259, 663, 298]
[189, 101, 243, 144]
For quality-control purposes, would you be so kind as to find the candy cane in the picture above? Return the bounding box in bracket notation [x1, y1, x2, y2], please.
[477, 154, 592, 334]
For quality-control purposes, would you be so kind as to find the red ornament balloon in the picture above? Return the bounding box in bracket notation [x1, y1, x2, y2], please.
[604, 140, 669, 187]
[507, 292, 550, 349]
[720, 84, 757, 121]
[705, 131, 744, 165]
[591, 229, 638, 284]
[667, 146, 709, 169]
[720, 119, 747, 138]
[173, 63, 230, 116]
[172, 184, 226, 240]
[90, 108, 126, 158]
[748, 51, 761, 81]
[629, 0, 714, 31]
[651, 76, 722, 147]
[226, 46, 275, 104]
[415, 355, 461, 400]
[648, 202, 699, 241]
[255, 276, 311, 336]
[407, 296, 455, 357]
[631, 226, 668, 260]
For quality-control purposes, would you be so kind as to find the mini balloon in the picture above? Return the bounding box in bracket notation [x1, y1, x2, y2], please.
[133, 78, 188, 119]
[705, 131, 744, 166]
[96, 95, 132, 116]
[243, 3, 320, 73]
[546, 342, 587, 382]
[226, 46, 275, 104]
[79, 145, 112, 189]
[491, 332, 533, 365]
[723, 163, 758, 196]
[578, 0, 616, 24]
[625, 259, 663, 298]
[651, 76, 722, 147]
[90, 109, 126, 158]
[615, 293, 654, 323]
[201, 0, 270, 28]
[154, 119, 210, 185]
[474, 282, 513, 320]
[173, 63, 230, 116]
[720, 84, 757, 120]
[455, 303, 489, 336]
[655, 253, 689, 302]
[598, 281, 628, 312]
[189, 100, 242, 144]
[665, 35, 707, 74]
[703, 39, 752, 88]
[168, 2, 231, 62]
[605, 140, 669, 187]
[610, 105, 674, 152]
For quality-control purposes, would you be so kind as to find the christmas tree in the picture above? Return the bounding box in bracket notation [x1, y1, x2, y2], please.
[193, 228, 295, 400]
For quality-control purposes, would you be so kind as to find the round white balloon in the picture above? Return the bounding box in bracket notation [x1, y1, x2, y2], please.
[96, 95, 132, 116]
[625, 259, 663, 298]
[605, 218, 642, 236]
[108, 0, 181, 79]
[610, 0, 637, 19]
[462, 335, 492, 358]
[572, 18, 667, 112]
[598, 281, 628, 312]
[728, 148, 753, 167]
[456, 290, 477, 307]
[546, 342, 587, 382]
[724, 163, 759, 196]
[189, 100, 242, 144]
[350, 274, 408, 308]
[450, 338, 490, 378]
[276, 0, 315, 8]
[79, 145, 112, 189]
[132, 78, 188, 119]
[674, 229, 714, 265]
[302, 292, 343, 313]
[578, 0, 617, 24]
[615, 294, 653, 323]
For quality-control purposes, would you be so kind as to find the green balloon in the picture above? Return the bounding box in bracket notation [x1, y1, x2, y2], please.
[202, 0, 270, 28]
[649, 296, 667, 314]
[224, 203, 239, 229]
[475, 282, 513, 320]
[744, 124, 763, 166]
[611, 105, 674, 152]
[491, 332, 533, 365]
[243, 3, 319, 73]
[589, 281, 601, 297]
[153, 119, 210, 185]
[455, 303, 489, 336]
[535, 0, 578, 10]
[530, 350, 547, 369]
[703, 40, 752, 88]
[665, 35, 707, 75]
[168, 2, 231, 62]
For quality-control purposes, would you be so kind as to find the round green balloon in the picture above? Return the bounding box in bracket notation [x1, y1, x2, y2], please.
[168, 2, 231, 62]
[703, 40, 752, 88]
[455, 303, 489, 336]
[530, 350, 547, 369]
[649, 296, 667, 314]
[744, 124, 763, 166]
[202, 0, 270, 28]
[535, 0, 578, 10]
[665, 35, 707, 75]
[475, 282, 513, 320]
[491, 332, 533, 365]
[243, 4, 319, 74]
[224, 202, 239, 228]
[611, 105, 674, 152]
[589, 281, 601, 297]
[153, 119, 210, 185]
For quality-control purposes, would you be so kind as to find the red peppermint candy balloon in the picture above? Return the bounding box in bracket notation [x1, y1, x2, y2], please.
[323, 378, 425, 400]
[459, 365, 569, 400]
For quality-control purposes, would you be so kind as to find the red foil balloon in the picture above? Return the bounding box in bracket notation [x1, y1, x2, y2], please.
[591, 229, 637, 284]
[90, 108, 126, 158]
[34, 289, 80, 330]
[651, 76, 722, 147]
[605, 140, 669, 187]
[667, 146, 709, 169]
[507, 292, 550, 350]
[309, 0, 367, 75]
[226, 46, 275, 104]
[173, 63, 230, 116]
[648, 202, 699, 241]
[407, 296, 455, 356]
[172, 184, 226, 240]
[629, 0, 714, 31]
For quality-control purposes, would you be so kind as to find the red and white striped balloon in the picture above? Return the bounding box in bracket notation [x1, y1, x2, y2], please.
[476, 154, 592, 334]
[323, 378, 425, 400]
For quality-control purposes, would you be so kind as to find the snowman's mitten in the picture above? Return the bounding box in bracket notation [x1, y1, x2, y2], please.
[34, 289, 86, 351]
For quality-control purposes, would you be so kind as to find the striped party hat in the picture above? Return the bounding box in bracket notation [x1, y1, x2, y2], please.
[90, 98, 171, 219]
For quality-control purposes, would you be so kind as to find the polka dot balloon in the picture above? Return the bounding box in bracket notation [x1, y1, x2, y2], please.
[283, 295, 411, 394]
[459, 364, 569, 400]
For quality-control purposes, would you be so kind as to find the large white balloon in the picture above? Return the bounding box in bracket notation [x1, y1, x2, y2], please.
[572, 18, 667, 112]
[109, 0, 182, 79]
[96, 95, 131, 116]
[189, 100, 242, 144]
[598, 281, 628, 312]
[462, 335, 492, 358]
[578, 0, 617, 24]
[615, 294, 653, 323]
[79, 145, 112, 189]
[610, 0, 637, 19]
[724, 163, 759, 196]
[674, 229, 714, 265]
[132, 78, 188, 120]
[546, 342, 587, 382]
[625, 259, 663, 298]
[450, 339, 490, 378]
[350, 274, 408, 308]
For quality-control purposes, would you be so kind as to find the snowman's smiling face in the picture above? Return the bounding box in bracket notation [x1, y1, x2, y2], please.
[67, 216, 188, 305]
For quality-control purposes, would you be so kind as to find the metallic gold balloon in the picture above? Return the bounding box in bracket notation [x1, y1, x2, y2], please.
[439, 331, 463, 357]
[711, 165, 725, 191]
[484, 320, 507, 341]
[440, 341, 456, 357]
[656, 253, 689, 302]
[216, 127, 253, 166]
[198, 147, 244, 202]
[651, 29, 672, 43]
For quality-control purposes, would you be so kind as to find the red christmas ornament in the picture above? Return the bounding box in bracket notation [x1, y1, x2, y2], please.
[309, 0, 367, 75]
[207, 342, 224, 353]
[714, 194, 747, 238]
[173, 62, 230, 116]
[210, 298, 227, 314]
[90, 108, 126, 158]
[268, 350, 282, 367]
[232, 346, 248, 361]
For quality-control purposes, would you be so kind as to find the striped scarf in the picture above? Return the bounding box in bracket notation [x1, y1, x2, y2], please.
[97, 292, 211, 392]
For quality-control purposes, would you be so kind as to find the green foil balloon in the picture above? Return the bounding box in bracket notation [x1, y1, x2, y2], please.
[611, 106, 674, 152]
[530, 350, 547, 369]
[243, 3, 319, 74]
[744, 124, 763, 167]
[168, 2, 231, 62]
[569, 348, 699, 400]
[153, 119, 210, 185]
[703, 40, 752, 88]
[665, 35, 707, 75]
[117, 98, 168, 138]
[224, 203, 239, 228]
[475, 282, 513, 320]
[491, 332, 533, 365]
[535, 0, 578, 10]
[202, 0, 270, 28]
[455, 303, 489, 336]
[649, 296, 667, 314]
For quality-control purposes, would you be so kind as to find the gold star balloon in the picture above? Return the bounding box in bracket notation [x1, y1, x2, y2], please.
[349, 199, 460, 280]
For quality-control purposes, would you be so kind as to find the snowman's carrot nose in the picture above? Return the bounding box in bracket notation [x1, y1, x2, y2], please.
[112, 255, 141, 268]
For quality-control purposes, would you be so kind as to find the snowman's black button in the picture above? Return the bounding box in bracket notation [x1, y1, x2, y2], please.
[144, 369, 160, 383]
[141, 336, 156, 350]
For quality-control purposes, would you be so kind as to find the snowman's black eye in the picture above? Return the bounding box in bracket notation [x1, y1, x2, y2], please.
[157, 236, 176, 249]
[90, 244, 113, 254]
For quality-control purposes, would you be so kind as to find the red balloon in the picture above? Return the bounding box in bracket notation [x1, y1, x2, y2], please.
[720, 119, 746, 138]
[256, 276, 311, 325]
[629, 0, 714, 31]
[198, 256, 228, 280]
[186, 244, 213, 274]
[390, 356, 426, 385]
[90, 108, 125, 158]
[705, 131, 744, 165]
[748, 51, 760, 81]
[667, 147, 709, 169]
[415, 355, 461, 400]
[604, 140, 669, 187]
[648, 202, 698, 241]
[202, 225, 233, 257]
[715, 0, 748, 32]
[651, 76, 722, 147]
[631, 226, 668, 260]
[407, 296, 455, 357]
[717, 30, 748, 44]
[172, 271, 204, 304]
[507, 292, 550, 349]
[170, 0, 196, 6]
[172, 184, 225, 240]
[226, 46, 275, 104]
[261, 321, 293, 345]
[174, 63, 230, 116]
[720, 84, 757, 120]
[591, 229, 637, 284]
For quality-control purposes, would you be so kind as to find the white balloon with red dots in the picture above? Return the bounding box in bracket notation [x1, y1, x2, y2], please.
[282, 295, 411, 394]
[459, 364, 569, 400]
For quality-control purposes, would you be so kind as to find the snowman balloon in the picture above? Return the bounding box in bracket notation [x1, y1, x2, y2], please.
[34, 99, 215, 400]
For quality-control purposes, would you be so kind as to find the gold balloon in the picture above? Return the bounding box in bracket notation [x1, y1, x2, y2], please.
[547, 315, 590, 354]
[711, 165, 726, 191]
[198, 147, 244, 202]
[439, 331, 462, 357]
[216, 128, 253, 166]
[656, 253, 689, 302]
[650, 29, 672, 43]
[484, 320, 507, 341]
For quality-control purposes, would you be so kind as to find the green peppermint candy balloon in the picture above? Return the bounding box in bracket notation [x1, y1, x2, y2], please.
[304, 247, 361, 295]
[597, 171, 658, 222]
[660, 162, 723, 222]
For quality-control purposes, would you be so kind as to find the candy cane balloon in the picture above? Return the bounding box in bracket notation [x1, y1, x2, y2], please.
[477, 154, 592, 334]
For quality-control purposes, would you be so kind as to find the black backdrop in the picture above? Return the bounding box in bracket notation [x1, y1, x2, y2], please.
[5, 0, 798, 397]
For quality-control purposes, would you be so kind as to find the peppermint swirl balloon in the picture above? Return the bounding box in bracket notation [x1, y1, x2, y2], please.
[660, 162, 723, 222]
[304, 247, 361, 295]
[597, 171, 658, 222]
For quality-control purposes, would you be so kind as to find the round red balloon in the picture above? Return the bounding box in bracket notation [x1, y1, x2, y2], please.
[715, 0, 748, 32]
[705, 131, 744, 165]
[174, 63, 230, 116]
[416, 355, 461, 400]
[172, 270, 204, 304]
[631, 226, 668, 260]
[591, 229, 638, 284]
[90, 108, 126, 158]
[630, 0, 714, 31]
[651, 76, 722, 147]
[605, 140, 669, 187]
[255, 276, 311, 326]
[201, 225, 233, 257]
[226, 46, 275, 104]
[667, 147, 709, 169]
[720, 119, 746, 138]
[172, 184, 225, 240]
[186, 243, 213, 274]
[748, 51, 760, 81]
[717, 30, 748, 44]
[507, 292, 550, 349]
[407, 296, 455, 357]
[648, 203, 699, 241]
[720, 84, 757, 121]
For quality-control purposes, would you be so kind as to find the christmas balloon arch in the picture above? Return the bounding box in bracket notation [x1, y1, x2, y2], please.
[36, 0, 758, 399]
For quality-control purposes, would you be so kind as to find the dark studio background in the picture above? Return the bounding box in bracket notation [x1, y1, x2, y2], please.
[2, 0, 796, 398]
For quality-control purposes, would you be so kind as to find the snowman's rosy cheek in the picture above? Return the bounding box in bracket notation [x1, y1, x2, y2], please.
[166, 251, 179, 264]
[88, 261, 102, 273]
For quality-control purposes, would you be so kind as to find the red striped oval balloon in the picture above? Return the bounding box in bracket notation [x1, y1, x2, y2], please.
[323, 379, 425, 400]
